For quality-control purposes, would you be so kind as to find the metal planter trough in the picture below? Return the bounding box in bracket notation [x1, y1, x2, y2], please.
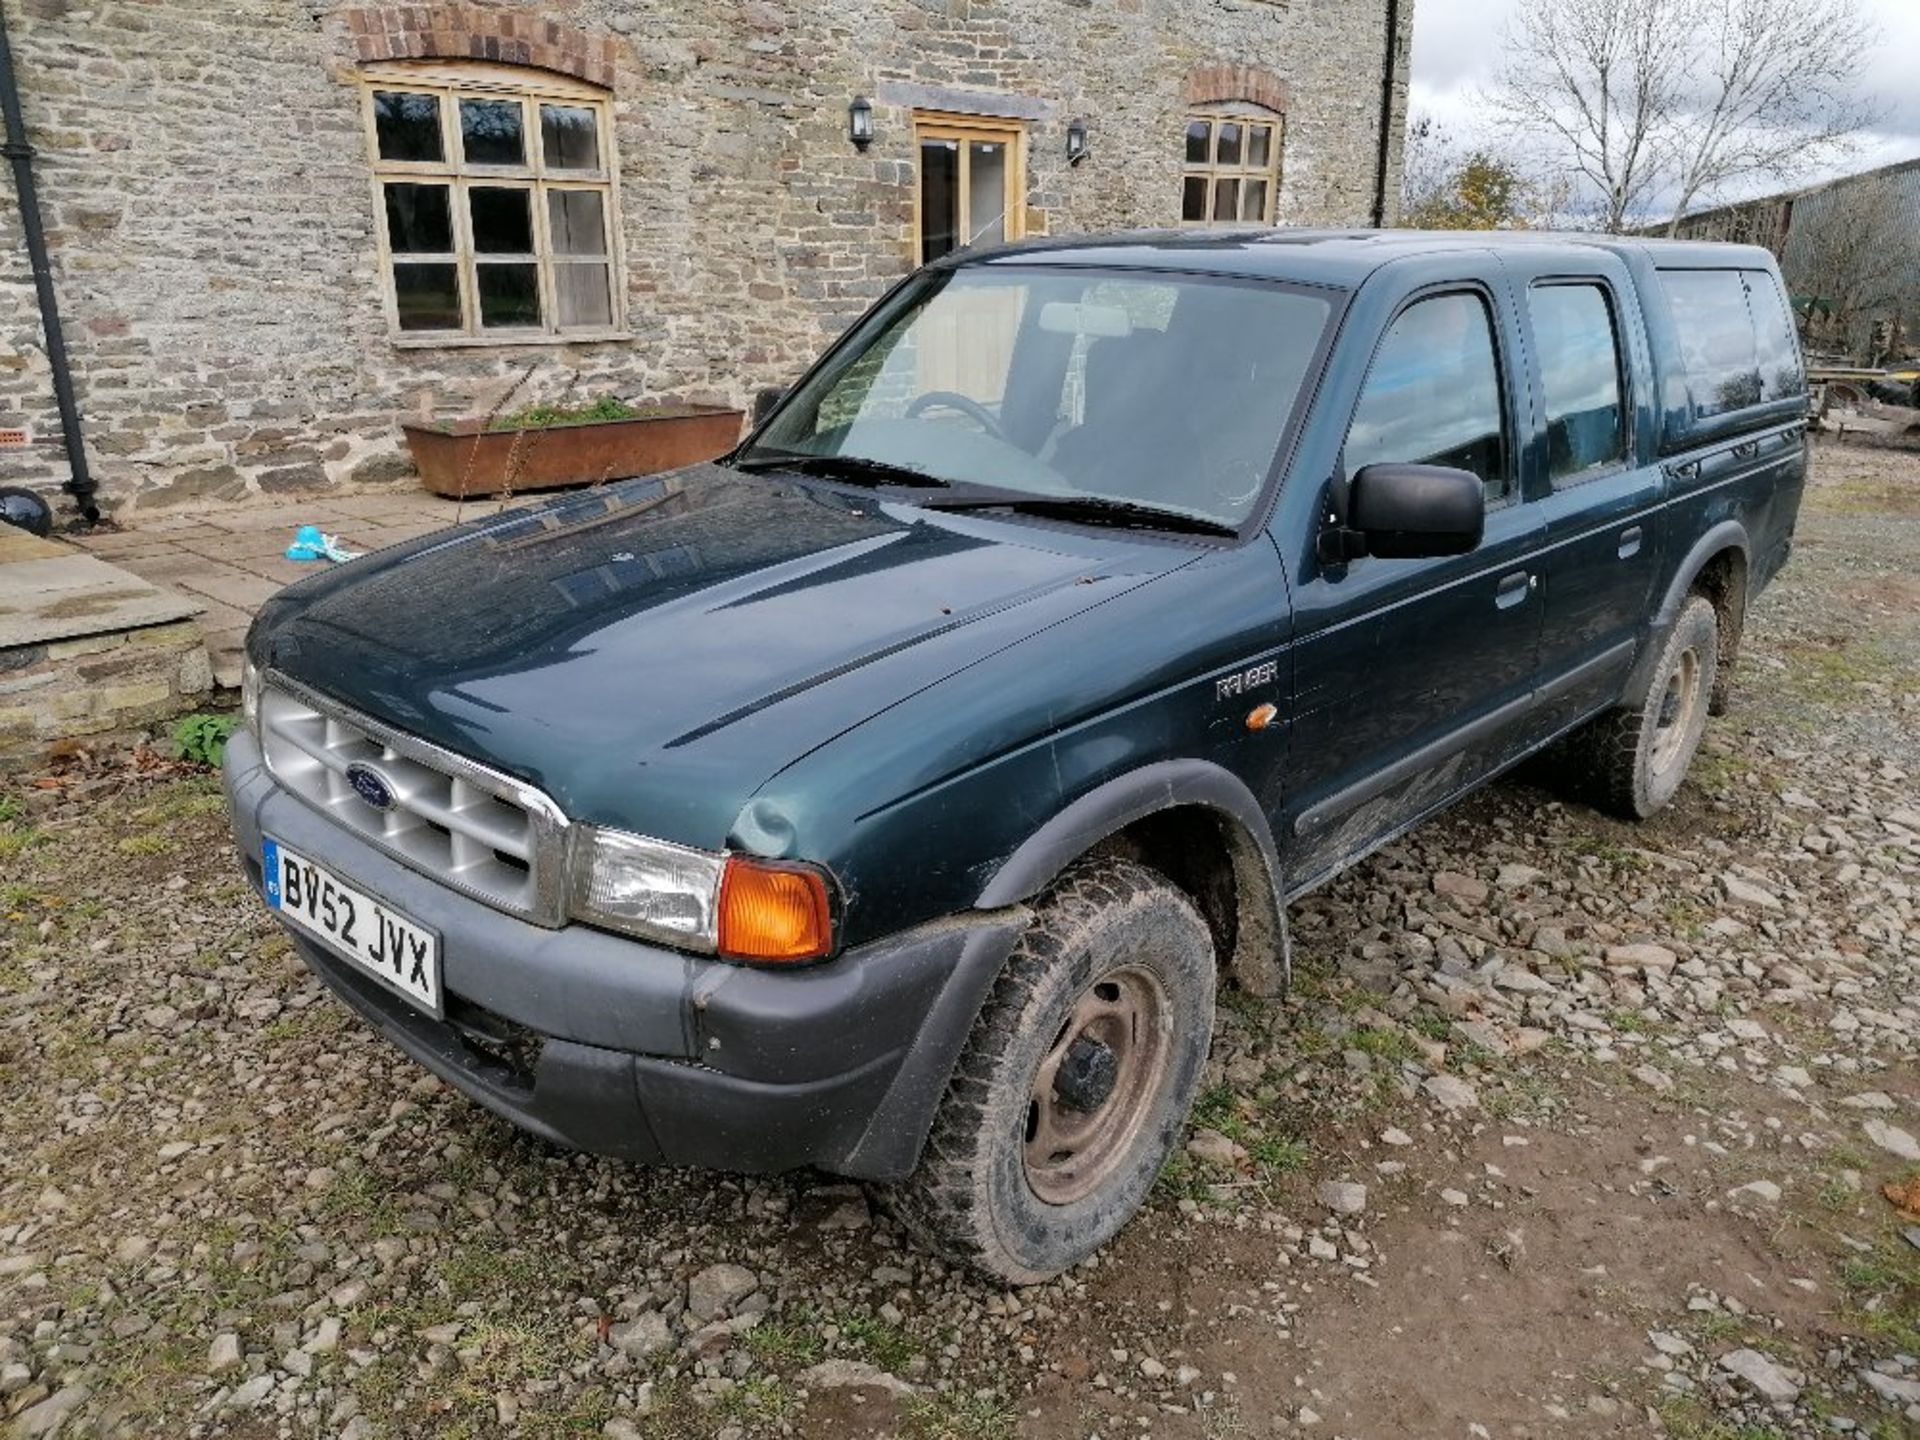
[402, 405, 745, 498]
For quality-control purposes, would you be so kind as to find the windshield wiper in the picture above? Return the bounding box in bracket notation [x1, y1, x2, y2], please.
[916, 492, 1238, 537]
[732, 451, 950, 488]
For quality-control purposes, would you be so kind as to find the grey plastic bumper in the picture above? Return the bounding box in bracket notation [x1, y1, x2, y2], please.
[223, 729, 1025, 1179]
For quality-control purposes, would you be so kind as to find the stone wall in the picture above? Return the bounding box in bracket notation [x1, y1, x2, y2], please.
[0, 618, 211, 769]
[0, 159, 70, 493]
[0, 0, 1411, 515]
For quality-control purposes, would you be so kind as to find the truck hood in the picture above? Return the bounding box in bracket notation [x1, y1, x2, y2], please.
[254, 465, 1192, 844]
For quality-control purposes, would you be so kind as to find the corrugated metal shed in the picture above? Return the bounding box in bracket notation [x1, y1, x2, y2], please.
[1660, 157, 1920, 360]
[1776, 158, 1920, 356]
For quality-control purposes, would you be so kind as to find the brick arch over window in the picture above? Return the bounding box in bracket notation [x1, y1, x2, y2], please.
[1182, 63, 1290, 116]
[342, 6, 618, 90]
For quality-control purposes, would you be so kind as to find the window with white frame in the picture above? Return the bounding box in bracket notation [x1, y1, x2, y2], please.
[1180, 110, 1283, 226]
[361, 62, 621, 341]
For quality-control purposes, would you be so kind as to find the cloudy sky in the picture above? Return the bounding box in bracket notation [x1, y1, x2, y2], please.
[1409, 0, 1920, 211]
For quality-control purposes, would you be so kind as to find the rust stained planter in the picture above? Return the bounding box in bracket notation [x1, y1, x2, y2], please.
[402, 405, 745, 498]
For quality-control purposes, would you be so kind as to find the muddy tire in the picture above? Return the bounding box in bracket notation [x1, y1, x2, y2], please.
[882, 858, 1215, 1285]
[1562, 595, 1719, 820]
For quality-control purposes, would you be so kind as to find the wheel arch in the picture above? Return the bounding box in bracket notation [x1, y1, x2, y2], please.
[975, 760, 1288, 996]
[1625, 521, 1749, 707]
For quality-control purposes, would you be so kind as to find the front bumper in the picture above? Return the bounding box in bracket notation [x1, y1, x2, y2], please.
[223, 729, 1025, 1180]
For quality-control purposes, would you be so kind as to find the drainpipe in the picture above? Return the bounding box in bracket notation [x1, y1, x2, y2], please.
[1370, 0, 1402, 229]
[0, 0, 98, 524]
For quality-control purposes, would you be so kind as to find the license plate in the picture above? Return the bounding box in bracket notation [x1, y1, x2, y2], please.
[263, 838, 442, 1017]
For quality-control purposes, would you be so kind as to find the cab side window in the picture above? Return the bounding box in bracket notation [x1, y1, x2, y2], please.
[1344, 292, 1510, 505]
[1528, 283, 1627, 486]
[1659, 270, 1762, 417]
[1745, 270, 1805, 403]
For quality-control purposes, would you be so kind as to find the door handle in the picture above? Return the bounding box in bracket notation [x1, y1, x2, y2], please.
[1495, 571, 1532, 609]
[1668, 459, 1700, 482]
[1618, 525, 1643, 559]
[1732, 440, 1759, 460]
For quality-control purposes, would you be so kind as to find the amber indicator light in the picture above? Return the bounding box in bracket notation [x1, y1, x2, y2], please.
[718, 857, 834, 963]
[1246, 703, 1278, 731]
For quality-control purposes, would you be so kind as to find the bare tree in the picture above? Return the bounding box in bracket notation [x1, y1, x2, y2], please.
[1485, 0, 1683, 232]
[1662, 0, 1882, 231]
[1485, 0, 1882, 233]
[1400, 114, 1463, 225]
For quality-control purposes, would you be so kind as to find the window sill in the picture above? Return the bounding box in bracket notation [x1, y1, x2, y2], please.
[389, 330, 634, 350]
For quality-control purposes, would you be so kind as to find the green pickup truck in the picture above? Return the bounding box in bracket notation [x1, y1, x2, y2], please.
[226, 227, 1808, 1281]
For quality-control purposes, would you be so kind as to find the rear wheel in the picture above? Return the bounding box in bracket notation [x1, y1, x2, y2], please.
[883, 858, 1215, 1284]
[1562, 594, 1719, 820]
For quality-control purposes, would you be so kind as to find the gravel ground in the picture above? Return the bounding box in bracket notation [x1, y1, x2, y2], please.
[2, 438, 1916, 1440]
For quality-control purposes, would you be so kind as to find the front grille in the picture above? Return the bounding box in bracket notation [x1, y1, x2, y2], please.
[257, 676, 569, 925]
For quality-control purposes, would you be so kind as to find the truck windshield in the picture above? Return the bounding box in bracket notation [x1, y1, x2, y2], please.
[740, 266, 1336, 530]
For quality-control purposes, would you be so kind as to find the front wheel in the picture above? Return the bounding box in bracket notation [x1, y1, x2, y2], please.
[1563, 594, 1720, 820]
[882, 858, 1216, 1285]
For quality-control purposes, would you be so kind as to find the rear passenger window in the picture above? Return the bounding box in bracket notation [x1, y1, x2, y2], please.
[1745, 270, 1805, 402]
[1344, 291, 1509, 504]
[1529, 283, 1626, 485]
[1660, 270, 1761, 417]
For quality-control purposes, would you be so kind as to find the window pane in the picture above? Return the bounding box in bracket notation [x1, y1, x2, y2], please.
[541, 104, 599, 169]
[1745, 270, 1804, 402]
[384, 183, 453, 253]
[967, 141, 1007, 248]
[460, 98, 525, 166]
[1246, 124, 1272, 169]
[1346, 292, 1508, 500]
[477, 263, 542, 328]
[1181, 176, 1208, 222]
[373, 91, 443, 163]
[1529, 284, 1625, 484]
[547, 189, 608, 256]
[555, 263, 613, 329]
[392, 262, 461, 331]
[919, 139, 959, 263]
[1185, 119, 1211, 164]
[1241, 180, 1269, 222]
[1211, 178, 1239, 222]
[470, 186, 533, 254]
[758, 267, 1335, 528]
[1216, 122, 1242, 166]
[1659, 270, 1761, 416]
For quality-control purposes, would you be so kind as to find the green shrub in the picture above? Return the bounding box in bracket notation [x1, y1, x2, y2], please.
[488, 396, 641, 431]
[171, 713, 240, 767]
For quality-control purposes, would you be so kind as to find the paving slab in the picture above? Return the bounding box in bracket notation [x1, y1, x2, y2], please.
[170, 564, 285, 612]
[0, 548, 202, 648]
[174, 529, 304, 562]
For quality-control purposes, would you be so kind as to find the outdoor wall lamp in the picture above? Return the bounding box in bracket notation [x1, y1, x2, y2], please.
[1066, 117, 1089, 166]
[848, 96, 874, 151]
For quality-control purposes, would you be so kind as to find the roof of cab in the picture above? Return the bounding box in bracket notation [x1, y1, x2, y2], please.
[949, 226, 1780, 288]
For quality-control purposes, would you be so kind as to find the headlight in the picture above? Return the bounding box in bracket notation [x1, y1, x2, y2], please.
[571, 827, 726, 951]
[569, 826, 835, 963]
[241, 655, 262, 734]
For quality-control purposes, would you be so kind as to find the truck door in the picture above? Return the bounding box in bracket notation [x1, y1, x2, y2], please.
[1276, 259, 1545, 891]
[1500, 252, 1665, 739]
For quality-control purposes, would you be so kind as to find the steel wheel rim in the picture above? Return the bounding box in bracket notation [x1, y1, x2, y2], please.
[1023, 965, 1171, 1206]
[1649, 647, 1701, 776]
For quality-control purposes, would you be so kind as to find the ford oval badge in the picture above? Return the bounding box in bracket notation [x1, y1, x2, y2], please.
[345, 762, 397, 812]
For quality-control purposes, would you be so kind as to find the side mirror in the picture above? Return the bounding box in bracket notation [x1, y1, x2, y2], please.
[1343, 463, 1485, 560]
[751, 386, 787, 426]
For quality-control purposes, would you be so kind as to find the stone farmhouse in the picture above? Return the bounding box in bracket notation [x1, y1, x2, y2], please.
[2, 0, 1413, 519]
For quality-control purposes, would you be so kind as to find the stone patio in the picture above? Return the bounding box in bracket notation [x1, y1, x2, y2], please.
[68, 488, 522, 687]
[0, 525, 209, 768]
